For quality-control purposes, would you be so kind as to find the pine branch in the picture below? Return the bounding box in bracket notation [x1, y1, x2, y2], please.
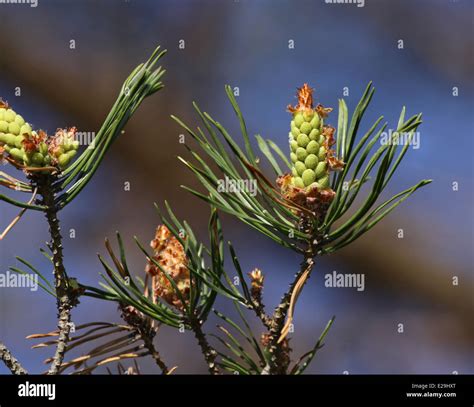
[261, 248, 315, 375]
[175, 83, 431, 257]
[251, 300, 272, 331]
[59, 81, 428, 375]
[28, 320, 165, 375]
[142, 335, 169, 374]
[35, 174, 80, 375]
[0, 45, 167, 375]
[248, 269, 272, 330]
[0, 342, 28, 375]
[119, 304, 169, 374]
[189, 315, 220, 375]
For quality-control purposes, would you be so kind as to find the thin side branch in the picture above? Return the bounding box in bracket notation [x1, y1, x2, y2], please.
[252, 301, 273, 331]
[0, 188, 37, 240]
[120, 305, 169, 374]
[0, 342, 28, 375]
[261, 246, 315, 375]
[278, 265, 312, 343]
[189, 316, 220, 375]
[248, 269, 272, 330]
[142, 335, 169, 374]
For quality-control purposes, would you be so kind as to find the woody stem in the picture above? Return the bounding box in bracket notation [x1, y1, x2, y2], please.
[261, 243, 315, 375]
[36, 174, 76, 375]
[0, 342, 28, 375]
[189, 314, 220, 375]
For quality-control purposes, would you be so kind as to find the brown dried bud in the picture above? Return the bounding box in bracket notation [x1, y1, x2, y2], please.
[249, 268, 264, 289]
[145, 225, 190, 309]
[249, 268, 264, 301]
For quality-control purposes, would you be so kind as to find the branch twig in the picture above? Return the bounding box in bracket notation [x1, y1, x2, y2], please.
[248, 269, 272, 330]
[261, 246, 315, 375]
[119, 304, 169, 374]
[0, 342, 28, 375]
[278, 266, 312, 343]
[189, 315, 220, 375]
[36, 174, 77, 375]
[0, 188, 37, 240]
[142, 335, 170, 374]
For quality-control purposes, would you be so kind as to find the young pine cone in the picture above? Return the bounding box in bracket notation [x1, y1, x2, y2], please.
[0, 101, 37, 164]
[145, 225, 190, 309]
[279, 84, 344, 216]
[287, 84, 343, 190]
[0, 100, 79, 169]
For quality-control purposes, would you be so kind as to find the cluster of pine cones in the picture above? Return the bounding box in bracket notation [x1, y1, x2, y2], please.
[0, 101, 78, 170]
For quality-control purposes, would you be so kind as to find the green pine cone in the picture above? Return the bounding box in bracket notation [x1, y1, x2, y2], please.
[0, 107, 32, 138]
[1, 102, 80, 170]
[0, 104, 34, 166]
[288, 84, 330, 190]
[284, 84, 345, 203]
[288, 99, 329, 189]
